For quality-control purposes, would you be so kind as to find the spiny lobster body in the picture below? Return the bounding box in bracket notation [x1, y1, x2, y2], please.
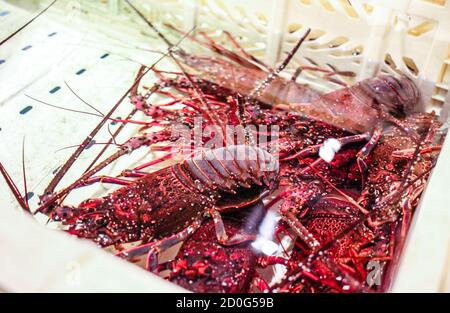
[274, 112, 443, 293]
[59, 145, 279, 247]
[182, 54, 322, 105]
[359, 113, 441, 225]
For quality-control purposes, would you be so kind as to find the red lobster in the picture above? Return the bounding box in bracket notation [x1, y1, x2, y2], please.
[270, 112, 443, 293]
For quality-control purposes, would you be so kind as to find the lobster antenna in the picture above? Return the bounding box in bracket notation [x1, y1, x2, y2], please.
[0, 0, 58, 47]
[56, 141, 120, 153]
[125, 1, 229, 143]
[43, 46, 173, 195]
[0, 137, 33, 212]
[25, 94, 103, 118]
[248, 28, 311, 101]
[125, 0, 186, 55]
[0, 161, 30, 212]
[64, 81, 105, 116]
[21, 137, 30, 210]
[239, 28, 311, 146]
[82, 65, 150, 175]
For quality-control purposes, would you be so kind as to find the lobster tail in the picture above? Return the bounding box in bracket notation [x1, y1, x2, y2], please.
[182, 145, 279, 194]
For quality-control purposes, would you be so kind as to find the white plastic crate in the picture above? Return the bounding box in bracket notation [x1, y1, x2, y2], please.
[0, 0, 449, 292]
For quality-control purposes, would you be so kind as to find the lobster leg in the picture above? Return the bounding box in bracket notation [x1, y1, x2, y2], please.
[392, 119, 442, 160]
[392, 145, 442, 159]
[119, 151, 179, 178]
[356, 223, 397, 262]
[77, 176, 132, 187]
[263, 190, 322, 254]
[36, 34, 186, 214]
[280, 211, 321, 252]
[165, 24, 266, 72]
[281, 132, 369, 162]
[257, 255, 295, 269]
[209, 209, 256, 246]
[275, 223, 311, 255]
[0, 162, 29, 212]
[36, 129, 174, 212]
[55, 149, 175, 191]
[381, 111, 421, 142]
[120, 171, 147, 178]
[222, 30, 270, 71]
[198, 32, 264, 71]
[43, 68, 152, 197]
[356, 121, 383, 187]
[250, 273, 271, 293]
[209, 209, 228, 243]
[82, 73, 155, 175]
[118, 217, 204, 272]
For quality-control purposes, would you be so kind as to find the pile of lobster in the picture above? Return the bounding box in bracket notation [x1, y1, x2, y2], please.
[0, 1, 445, 293]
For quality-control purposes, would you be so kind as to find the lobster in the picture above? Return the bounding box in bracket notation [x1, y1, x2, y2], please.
[124, 0, 360, 107]
[0, 62, 439, 294]
[68, 144, 278, 250]
[269, 112, 443, 293]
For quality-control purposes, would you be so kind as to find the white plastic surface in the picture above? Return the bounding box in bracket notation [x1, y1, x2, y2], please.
[0, 206, 186, 292]
[0, 0, 449, 292]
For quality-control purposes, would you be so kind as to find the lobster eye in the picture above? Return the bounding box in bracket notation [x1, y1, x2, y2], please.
[95, 216, 107, 226]
[54, 206, 74, 221]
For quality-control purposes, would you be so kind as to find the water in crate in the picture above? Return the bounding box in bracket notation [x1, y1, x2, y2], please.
[0, 0, 448, 292]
